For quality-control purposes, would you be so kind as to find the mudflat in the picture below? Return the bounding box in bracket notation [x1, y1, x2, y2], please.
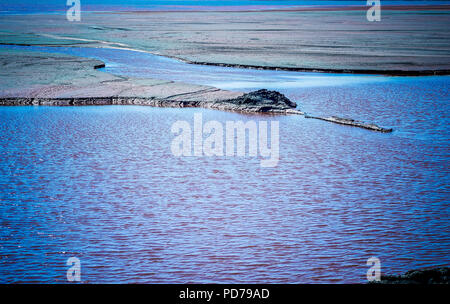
[0, 6, 449, 73]
[0, 49, 242, 103]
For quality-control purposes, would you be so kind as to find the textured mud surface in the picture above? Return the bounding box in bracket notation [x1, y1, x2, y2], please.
[0, 51, 293, 113]
[0, 7, 449, 74]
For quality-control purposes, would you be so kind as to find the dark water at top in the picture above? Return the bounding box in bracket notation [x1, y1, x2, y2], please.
[0, 45, 449, 283]
[3, 1, 450, 14]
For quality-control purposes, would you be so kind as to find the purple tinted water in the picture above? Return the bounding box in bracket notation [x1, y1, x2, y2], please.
[0, 46, 449, 283]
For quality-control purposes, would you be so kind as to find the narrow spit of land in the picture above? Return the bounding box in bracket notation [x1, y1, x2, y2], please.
[0, 50, 393, 132]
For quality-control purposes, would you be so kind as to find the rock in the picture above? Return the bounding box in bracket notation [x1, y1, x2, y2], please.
[373, 267, 450, 284]
[224, 89, 297, 111]
[305, 115, 393, 133]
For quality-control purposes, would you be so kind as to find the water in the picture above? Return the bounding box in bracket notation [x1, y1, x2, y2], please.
[0, 45, 449, 283]
[2, 1, 450, 15]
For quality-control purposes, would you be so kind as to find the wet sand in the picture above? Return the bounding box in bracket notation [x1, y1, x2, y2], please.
[0, 49, 242, 101]
[0, 7, 449, 74]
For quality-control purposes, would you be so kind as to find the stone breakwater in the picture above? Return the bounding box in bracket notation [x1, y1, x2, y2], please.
[0, 89, 393, 133]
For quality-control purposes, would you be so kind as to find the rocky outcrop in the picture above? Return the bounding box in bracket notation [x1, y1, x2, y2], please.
[222, 89, 297, 111]
[372, 267, 450, 284]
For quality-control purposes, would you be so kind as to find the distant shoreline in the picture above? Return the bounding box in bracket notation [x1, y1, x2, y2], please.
[2, 4, 449, 15]
[110, 5, 450, 14]
[172, 58, 450, 76]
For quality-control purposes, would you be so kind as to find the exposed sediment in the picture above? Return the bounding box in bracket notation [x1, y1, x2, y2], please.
[0, 51, 392, 133]
[182, 60, 450, 76]
[2, 9, 450, 74]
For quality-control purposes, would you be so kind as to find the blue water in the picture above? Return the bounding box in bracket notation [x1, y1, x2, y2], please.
[0, 45, 449, 283]
[1, 1, 450, 14]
